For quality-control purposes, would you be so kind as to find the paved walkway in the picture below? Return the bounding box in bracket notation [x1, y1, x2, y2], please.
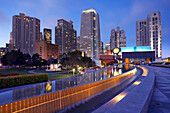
[28, 70, 71, 75]
[147, 66, 170, 113]
[92, 69, 144, 113]
[28, 70, 40, 74]
[65, 67, 143, 113]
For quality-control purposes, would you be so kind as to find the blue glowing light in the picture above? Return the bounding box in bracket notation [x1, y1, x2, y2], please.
[121, 46, 151, 52]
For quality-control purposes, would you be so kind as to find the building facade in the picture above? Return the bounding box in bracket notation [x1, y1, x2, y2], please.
[121, 46, 155, 64]
[55, 19, 77, 55]
[35, 41, 59, 59]
[80, 8, 101, 58]
[77, 36, 80, 50]
[110, 26, 126, 50]
[44, 28, 52, 43]
[136, 11, 162, 58]
[104, 42, 110, 55]
[40, 32, 43, 41]
[136, 20, 148, 46]
[100, 41, 104, 54]
[12, 13, 40, 56]
[105, 42, 110, 50]
[9, 32, 13, 44]
[6, 44, 15, 52]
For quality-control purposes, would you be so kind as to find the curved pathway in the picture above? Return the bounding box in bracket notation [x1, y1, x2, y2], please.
[147, 66, 170, 113]
[28, 70, 40, 74]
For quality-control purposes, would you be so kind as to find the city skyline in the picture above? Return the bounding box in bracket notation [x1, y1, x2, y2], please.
[110, 26, 126, 50]
[0, 0, 170, 57]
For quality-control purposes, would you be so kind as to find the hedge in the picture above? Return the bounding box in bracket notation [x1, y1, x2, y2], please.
[0, 73, 48, 89]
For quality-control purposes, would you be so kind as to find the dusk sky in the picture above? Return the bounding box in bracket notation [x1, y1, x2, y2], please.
[0, 0, 169, 57]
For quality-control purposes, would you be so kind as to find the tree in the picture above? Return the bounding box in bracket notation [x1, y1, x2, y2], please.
[1, 53, 8, 65]
[23, 54, 32, 66]
[6, 50, 18, 66]
[58, 50, 96, 69]
[39, 59, 47, 68]
[32, 53, 41, 68]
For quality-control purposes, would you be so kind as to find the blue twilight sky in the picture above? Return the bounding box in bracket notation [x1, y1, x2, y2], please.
[0, 0, 170, 57]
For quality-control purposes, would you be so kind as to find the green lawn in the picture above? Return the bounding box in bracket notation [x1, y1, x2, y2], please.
[0, 68, 76, 81]
[0, 68, 31, 75]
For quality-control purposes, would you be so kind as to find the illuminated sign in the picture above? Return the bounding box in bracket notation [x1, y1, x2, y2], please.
[113, 48, 120, 54]
[44, 28, 52, 43]
[121, 46, 151, 52]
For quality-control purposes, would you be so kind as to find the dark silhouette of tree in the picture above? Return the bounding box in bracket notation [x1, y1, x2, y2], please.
[32, 53, 41, 68]
[59, 50, 96, 69]
[1, 53, 8, 65]
[39, 59, 47, 68]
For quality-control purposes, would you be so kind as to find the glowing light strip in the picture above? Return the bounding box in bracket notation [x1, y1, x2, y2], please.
[12, 68, 137, 113]
[82, 9, 97, 14]
[133, 81, 141, 86]
[94, 66, 147, 110]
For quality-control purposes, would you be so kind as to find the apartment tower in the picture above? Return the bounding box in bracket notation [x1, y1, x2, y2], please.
[80, 8, 101, 58]
[55, 19, 77, 55]
[136, 11, 162, 58]
[12, 13, 40, 56]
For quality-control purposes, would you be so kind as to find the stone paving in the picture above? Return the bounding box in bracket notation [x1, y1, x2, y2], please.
[147, 66, 170, 113]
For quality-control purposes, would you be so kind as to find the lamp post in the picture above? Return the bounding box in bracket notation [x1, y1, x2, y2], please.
[72, 68, 75, 76]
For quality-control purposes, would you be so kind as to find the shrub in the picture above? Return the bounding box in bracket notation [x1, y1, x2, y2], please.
[0, 73, 48, 89]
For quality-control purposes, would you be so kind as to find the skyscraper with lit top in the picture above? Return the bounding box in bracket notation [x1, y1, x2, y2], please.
[80, 8, 101, 58]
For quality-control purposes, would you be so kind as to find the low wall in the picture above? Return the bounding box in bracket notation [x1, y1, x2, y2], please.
[0, 68, 137, 113]
[105, 66, 155, 113]
[151, 64, 170, 68]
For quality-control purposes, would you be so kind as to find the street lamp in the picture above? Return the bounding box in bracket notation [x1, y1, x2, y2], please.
[72, 68, 75, 76]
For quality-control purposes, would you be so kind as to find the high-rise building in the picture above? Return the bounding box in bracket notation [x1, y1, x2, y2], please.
[40, 32, 43, 41]
[110, 26, 126, 50]
[80, 8, 101, 58]
[147, 11, 162, 58]
[104, 42, 110, 55]
[100, 41, 104, 54]
[105, 42, 110, 50]
[77, 36, 80, 50]
[9, 32, 12, 44]
[44, 28, 52, 43]
[6, 44, 15, 52]
[136, 11, 162, 58]
[136, 20, 148, 46]
[12, 13, 40, 56]
[55, 19, 77, 55]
